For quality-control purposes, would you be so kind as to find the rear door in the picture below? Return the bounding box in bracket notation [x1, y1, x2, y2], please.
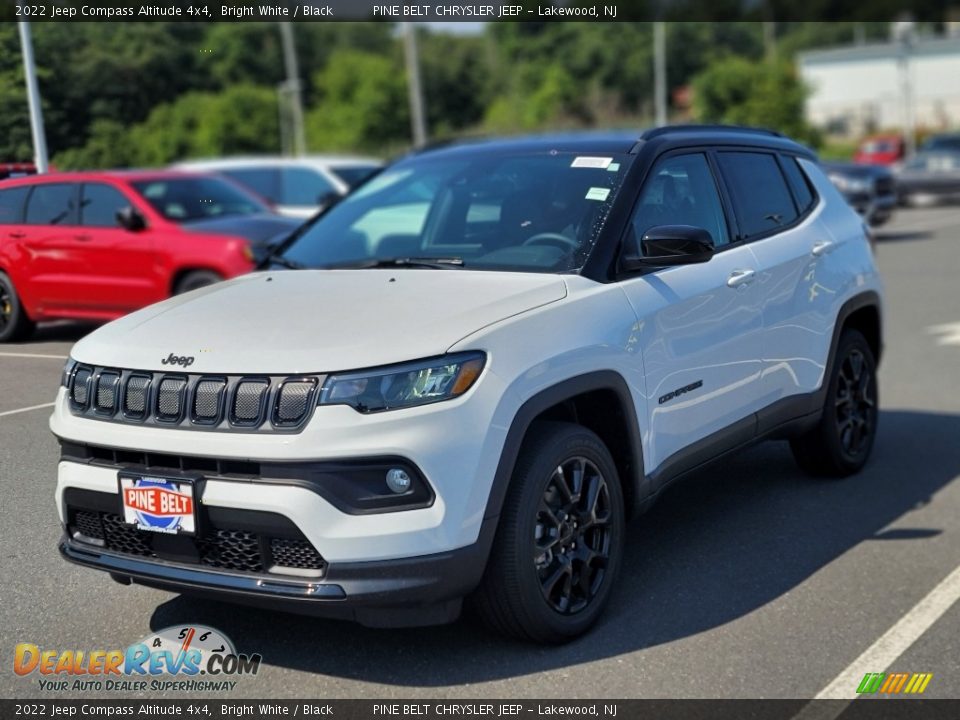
[617, 151, 765, 478]
[75, 181, 162, 314]
[18, 182, 82, 313]
[715, 151, 836, 420]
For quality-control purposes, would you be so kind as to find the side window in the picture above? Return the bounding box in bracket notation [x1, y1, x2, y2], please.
[717, 152, 798, 238]
[780, 156, 815, 212]
[0, 187, 30, 224]
[80, 183, 130, 227]
[24, 183, 77, 225]
[630, 153, 730, 249]
[281, 167, 337, 206]
[222, 168, 281, 204]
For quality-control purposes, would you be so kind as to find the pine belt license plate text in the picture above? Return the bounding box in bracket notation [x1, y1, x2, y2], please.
[119, 473, 197, 535]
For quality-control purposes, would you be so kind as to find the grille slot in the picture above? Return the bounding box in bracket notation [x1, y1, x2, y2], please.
[95, 371, 120, 413]
[71, 367, 93, 407]
[274, 379, 317, 426]
[232, 380, 268, 425]
[192, 378, 226, 423]
[123, 375, 150, 418]
[156, 377, 187, 421]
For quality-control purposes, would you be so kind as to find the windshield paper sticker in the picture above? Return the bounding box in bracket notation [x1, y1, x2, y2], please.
[585, 187, 611, 201]
[571, 156, 613, 169]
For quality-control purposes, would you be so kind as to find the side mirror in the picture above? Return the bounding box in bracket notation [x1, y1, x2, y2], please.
[620, 225, 715, 271]
[116, 206, 146, 232]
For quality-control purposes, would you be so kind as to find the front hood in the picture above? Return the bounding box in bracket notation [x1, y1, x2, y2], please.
[71, 270, 567, 374]
[181, 213, 302, 245]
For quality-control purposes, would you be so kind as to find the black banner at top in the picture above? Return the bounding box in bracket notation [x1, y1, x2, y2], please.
[1, 0, 955, 23]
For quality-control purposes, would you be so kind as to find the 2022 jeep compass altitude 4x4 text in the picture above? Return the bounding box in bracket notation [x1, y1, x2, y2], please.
[52, 127, 883, 643]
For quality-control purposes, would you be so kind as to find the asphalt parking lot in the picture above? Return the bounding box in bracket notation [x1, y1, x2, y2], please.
[2, 206, 959, 700]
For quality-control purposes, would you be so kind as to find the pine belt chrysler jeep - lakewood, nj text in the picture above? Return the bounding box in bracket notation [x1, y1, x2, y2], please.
[51, 127, 883, 643]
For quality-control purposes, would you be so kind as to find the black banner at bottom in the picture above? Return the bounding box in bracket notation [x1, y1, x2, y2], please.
[4, 700, 960, 720]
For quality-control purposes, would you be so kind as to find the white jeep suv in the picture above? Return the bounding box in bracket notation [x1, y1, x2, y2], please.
[52, 127, 883, 643]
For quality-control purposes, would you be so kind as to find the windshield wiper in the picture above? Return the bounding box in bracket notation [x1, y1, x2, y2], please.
[329, 257, 465, 270]
[259, 251, 306, 270]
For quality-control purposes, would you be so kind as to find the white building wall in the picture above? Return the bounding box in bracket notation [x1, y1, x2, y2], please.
[800, 41, 960, 136]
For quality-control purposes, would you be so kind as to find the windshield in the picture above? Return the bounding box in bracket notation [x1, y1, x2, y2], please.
[132, 177, 267, 222]
[331, 165, 381, 188]
[279, 151, 632, 273]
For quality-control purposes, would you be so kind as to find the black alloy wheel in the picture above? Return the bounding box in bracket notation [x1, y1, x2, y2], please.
[534, 456, 613, 615]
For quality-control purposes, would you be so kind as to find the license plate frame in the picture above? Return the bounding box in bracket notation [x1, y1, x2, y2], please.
[118, 471, 199, 536]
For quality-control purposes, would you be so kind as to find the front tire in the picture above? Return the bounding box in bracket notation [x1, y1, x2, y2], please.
[790, 329, 878, 477]
[0, 271, 35, 343]
[174, 270, 223, 295]
[474, 422, 625, 643]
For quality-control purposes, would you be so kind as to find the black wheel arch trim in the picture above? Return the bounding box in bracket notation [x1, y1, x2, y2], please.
[815, 290, 883, 409]
[483, 370, 648, 525]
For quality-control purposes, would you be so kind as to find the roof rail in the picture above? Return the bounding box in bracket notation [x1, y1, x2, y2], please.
[639, 124, 784, 140]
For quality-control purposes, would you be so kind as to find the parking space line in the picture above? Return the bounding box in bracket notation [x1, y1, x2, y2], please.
[0, 352, 67, 360]
[818, 562, 960, 699]
[0, 402, 55, 418]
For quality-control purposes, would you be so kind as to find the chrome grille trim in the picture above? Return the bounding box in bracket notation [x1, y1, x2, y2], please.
[67, 366, 326, 433]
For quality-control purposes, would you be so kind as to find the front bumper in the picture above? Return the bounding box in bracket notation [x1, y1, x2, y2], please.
[60, 519, 495, 627]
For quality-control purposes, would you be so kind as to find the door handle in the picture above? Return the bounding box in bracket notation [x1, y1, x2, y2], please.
[74, 234, 93, 242]
[727, 269, 756, 288]
[811, 240, 834, 257]
[8, 231, 26, 239]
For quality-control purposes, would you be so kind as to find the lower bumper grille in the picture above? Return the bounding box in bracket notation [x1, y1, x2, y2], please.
[71, 510, 325, 577]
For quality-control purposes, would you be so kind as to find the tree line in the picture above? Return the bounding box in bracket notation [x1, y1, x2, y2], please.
[0, 21, 896, 168]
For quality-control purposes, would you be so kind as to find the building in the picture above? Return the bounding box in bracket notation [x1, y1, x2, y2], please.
[798, 35, 960, 138]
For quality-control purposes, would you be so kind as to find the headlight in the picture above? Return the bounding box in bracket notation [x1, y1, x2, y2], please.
[61, 357, 77, 387]
[319, 352, 485, 413]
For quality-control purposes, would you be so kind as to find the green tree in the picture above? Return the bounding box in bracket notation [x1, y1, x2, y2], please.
[305, 49, 409, 152]
[691, 56, 818, 144]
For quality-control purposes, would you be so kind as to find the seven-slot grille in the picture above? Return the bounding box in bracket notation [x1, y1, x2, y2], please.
[69, 366, 324, 432]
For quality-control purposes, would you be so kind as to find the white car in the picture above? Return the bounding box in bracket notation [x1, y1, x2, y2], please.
[53, 127, 883, 642]
[172, 156, 382, 218]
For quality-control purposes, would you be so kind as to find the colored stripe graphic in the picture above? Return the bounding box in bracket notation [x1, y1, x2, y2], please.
[856, 672, 932, 694]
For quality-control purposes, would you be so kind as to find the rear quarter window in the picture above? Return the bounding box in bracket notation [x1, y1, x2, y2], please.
[717, 151, 798, 239]
[0, 186, 29, 224]
[780, 156, 816, 213]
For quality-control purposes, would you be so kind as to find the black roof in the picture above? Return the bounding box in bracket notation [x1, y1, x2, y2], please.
[409, 125, 815, 161]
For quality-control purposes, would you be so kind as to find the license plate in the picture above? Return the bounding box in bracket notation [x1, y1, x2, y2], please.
[119, 472, 197, 535]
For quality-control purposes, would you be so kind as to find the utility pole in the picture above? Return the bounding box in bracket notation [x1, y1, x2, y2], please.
[17, 18, 49, 173]
[894, 20, 917, 157]
[404, 23, 428, 147]
[763, 20, 777, 60]
[279, 22, 306, 156]
[653, 21, 667, 127]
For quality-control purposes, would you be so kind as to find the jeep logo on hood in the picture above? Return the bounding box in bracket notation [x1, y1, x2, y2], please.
[161, 353, 195, 368]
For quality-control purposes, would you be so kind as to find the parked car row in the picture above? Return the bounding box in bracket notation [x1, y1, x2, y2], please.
[173, 155, 382, 217]
[823, 131, 960, 223]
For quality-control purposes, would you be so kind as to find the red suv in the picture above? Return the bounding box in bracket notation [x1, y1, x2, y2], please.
[0, 171, 300, 342]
